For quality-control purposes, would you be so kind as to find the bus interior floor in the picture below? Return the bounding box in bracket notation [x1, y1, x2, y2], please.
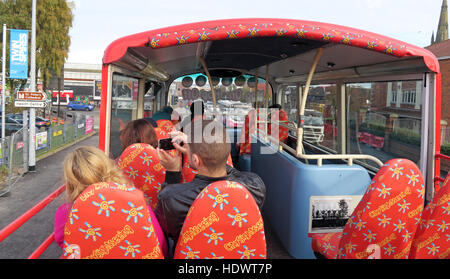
[262, 211, 295, 259]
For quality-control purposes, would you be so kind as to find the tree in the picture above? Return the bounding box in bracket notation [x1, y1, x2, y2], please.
[338, 199, 349, 218]
[0, 0, 73, 97]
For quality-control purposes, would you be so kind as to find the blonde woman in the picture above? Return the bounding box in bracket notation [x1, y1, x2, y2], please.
[54, 146, 167, 257]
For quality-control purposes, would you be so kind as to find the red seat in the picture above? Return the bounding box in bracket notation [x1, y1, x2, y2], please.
[62, 182, 164, 259]
[173, 180, 266, 259]
[409, 172, 450, 259]
[268, 109, 289, 143]
[156, 119, 175, 134]
[117, 143, 165, 210]
[239, 109, 265, 155]
[311, 158, 425, 259]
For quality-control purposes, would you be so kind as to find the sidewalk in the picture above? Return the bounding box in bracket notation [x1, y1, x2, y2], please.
[0, 132, 99, 259]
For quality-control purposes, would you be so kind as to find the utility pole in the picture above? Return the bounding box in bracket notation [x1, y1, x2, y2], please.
[28, 0, 36, 172]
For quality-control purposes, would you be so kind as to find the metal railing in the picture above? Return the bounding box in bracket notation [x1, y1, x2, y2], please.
[0, 184, 66, 258]
[0, 113, 95, 197]
[254, 111, 384, 168]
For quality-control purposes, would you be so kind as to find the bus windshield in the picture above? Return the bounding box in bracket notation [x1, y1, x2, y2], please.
[169, 73, 272, 127]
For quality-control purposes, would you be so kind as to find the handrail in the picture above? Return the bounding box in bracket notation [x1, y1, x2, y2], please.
[28, 233, 55, 259]
[255, 117, 384, 168]
[0, 184, 65, 243]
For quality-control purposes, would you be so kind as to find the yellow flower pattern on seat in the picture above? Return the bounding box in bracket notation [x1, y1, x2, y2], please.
[62, 182, 164, 259]
[173, 180, 266, 259]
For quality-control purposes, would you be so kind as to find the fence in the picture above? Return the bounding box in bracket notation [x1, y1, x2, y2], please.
[0, 113, 95, 197]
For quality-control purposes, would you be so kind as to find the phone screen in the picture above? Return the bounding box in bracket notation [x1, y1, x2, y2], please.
[158, 138, 175, 150]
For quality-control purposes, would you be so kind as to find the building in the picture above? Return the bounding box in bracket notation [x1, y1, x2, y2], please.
[426, 39, 450, 143]
[44, 62, 101, 106]
[427, 0, 450, 144]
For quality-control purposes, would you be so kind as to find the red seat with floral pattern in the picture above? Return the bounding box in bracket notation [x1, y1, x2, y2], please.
[62, 182, 164, 259]
[311, 158, 425, 259]
[268, 109, 289, 144]
[409, 172, 450, 259]
[238, 109, 265, 155]
[156, 119, 175, 134]
[117, 143, 165, 210]
[173, 180, 266, 259]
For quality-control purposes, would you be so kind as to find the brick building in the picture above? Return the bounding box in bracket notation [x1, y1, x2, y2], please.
[426, 39, 450, 143]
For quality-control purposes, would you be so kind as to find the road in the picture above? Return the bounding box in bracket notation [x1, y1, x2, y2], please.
[0, 133, 99, 259]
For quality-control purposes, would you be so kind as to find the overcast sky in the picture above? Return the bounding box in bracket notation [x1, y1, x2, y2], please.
[67, 0, 446, 64]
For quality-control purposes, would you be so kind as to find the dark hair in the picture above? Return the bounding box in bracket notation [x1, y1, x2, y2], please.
[269, 103, 282, 109]
[120, 119, 158, 151]
[143, 117, 158, 127]
[190, 100, 204, 117]
[184, 119, 230, 172]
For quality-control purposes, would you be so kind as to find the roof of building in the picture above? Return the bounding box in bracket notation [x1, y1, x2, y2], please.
[426, 39, 450, 58]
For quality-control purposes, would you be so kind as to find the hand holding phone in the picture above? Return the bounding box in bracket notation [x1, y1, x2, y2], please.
[158, 138, 175, 150]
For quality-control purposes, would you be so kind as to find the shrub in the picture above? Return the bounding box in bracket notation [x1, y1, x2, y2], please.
[390, 128, 421, 146]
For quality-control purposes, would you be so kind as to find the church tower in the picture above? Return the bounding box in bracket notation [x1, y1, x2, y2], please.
[432, 0, 449, 44]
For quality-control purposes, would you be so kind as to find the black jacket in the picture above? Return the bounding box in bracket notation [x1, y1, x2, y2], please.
[154, 165, 266, 245]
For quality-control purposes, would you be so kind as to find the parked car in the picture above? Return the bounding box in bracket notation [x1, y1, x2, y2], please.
[0, 116, 23, 137]
[7, 114, 51, 129]
[66, 101, 94, 111]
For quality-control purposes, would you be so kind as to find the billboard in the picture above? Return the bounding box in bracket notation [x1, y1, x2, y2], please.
[9, 29, 28, 79]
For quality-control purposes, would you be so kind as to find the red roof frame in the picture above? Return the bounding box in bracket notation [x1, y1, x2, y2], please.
[103, 18, 440, 74]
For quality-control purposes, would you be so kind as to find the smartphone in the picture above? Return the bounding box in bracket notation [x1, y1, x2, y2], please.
[158, 138, 175, 150]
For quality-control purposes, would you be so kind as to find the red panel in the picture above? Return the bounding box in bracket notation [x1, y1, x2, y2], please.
[98, 64, 109, 152]
[434, 73, 442, 192]
[102, 18, 440, 73]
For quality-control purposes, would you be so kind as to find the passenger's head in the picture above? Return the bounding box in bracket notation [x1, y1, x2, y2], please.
[162, 106, 173, 114]
[143, 117, 158, 128]
[269, 103, 282, 109]
[63, 146, 129, 203]
[120, 119, 157, 151]
[184, 119, 230, 173]
[189, 100, 204, 118]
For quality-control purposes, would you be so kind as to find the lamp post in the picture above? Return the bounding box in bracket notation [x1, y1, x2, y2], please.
[28, 0, 36, 172]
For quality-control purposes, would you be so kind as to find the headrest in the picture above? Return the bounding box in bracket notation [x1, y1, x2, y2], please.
[117, 143, 165, 209]
[62, 182, 164, 259]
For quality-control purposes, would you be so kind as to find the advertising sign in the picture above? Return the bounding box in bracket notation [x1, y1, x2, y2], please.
[36, 131, 48, 151]
[9, 29, 29, 79]
[85, 116, 94, 134]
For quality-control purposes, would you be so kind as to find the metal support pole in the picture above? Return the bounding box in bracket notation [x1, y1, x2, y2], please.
[2, 24, 6, 139]
[28, 0, 36, 172]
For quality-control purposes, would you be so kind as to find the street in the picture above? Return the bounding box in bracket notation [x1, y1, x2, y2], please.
[0, 133, 99, 259]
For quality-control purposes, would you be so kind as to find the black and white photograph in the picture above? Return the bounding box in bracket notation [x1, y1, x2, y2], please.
[309, 196, 362, 234]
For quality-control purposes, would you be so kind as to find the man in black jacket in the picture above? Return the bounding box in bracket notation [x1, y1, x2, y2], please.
[154, 119, 266, 247]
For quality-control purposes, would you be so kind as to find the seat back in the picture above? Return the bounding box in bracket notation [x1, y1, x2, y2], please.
[62, 182, 164, 259]
[173, 180, 266, 259]
[409, 173, 450, 259]
[154, 127, 169, 140]
[268, 109, 289, 143]
[239, 109, 265, 155]
[117, 143, 165, 210]
[337, 159, 425, 259]
[156, 119, 175, 134]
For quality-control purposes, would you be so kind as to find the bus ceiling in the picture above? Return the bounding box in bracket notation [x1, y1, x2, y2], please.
[103, 19, 440, 85]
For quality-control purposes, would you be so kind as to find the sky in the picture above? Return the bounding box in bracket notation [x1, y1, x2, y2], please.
[67, 0, 447, 64]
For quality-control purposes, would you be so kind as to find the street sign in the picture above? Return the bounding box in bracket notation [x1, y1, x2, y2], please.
[14, 100, 46, 108]
[16, 91, 46, 101]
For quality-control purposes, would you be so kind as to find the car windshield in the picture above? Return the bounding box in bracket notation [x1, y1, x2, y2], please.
[304, 110, 324, 126]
